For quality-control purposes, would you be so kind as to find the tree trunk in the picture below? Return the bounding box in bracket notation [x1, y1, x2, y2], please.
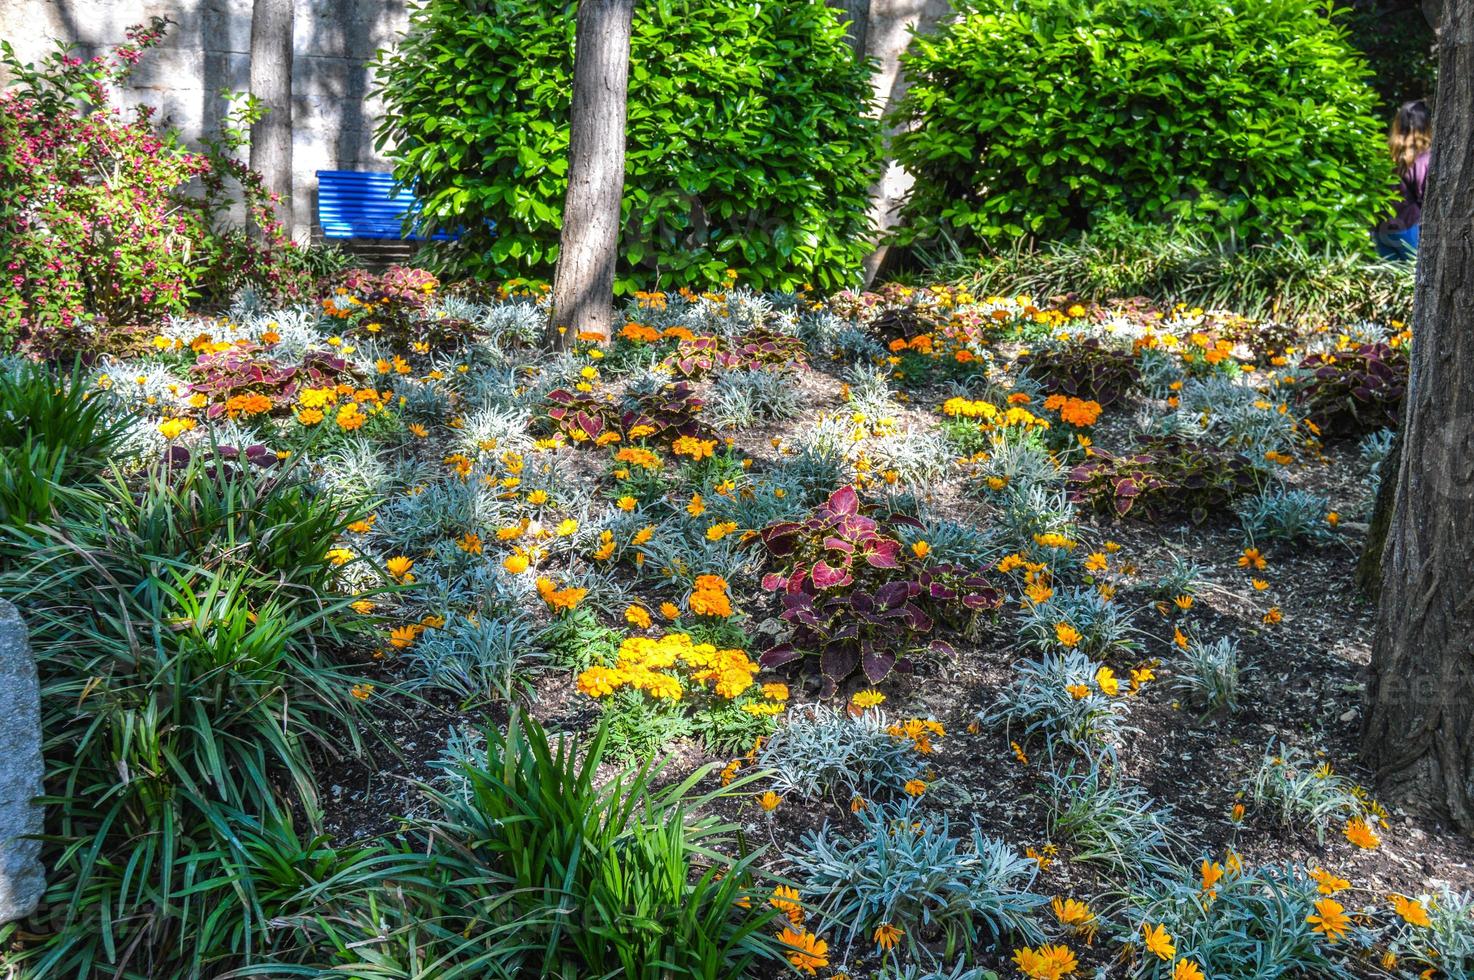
[546, 0, 634, 349]
[1354, 433, 1400, 600]
[827, 0, 872, 57]
[1361, 3, 1474, 834]
[248, 0, 293, 238]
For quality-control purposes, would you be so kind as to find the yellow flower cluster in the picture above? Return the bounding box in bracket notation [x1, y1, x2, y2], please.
[575, 633, 778, 705]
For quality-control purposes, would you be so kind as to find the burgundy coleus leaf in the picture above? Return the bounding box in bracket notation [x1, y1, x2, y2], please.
[875, 580, 910, 609]
[760, 572, 788, 592]
[850, 591, 874, 614]
[901, 603, 933, 632]
[788, 564, 813, 596]
[759, 643, 802, 669]
[860, 646, 896, 685]
[811, 561, 853, 589]
[962, 586, 1003, 610]
[759, 522, 801, 556]
[865, 539, 901, 569]
[826, 485, 860, 516]
[822, 536, 856, 554]
[929, 639, 955, 658]
[575, 412, 603, 438]
[929, 582, 957, 601]
[821, 643, 860, 686]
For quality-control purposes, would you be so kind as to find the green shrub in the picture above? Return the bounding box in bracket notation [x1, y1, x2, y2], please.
[373, 0, 881, 293]
[892, 0, 1392, 254]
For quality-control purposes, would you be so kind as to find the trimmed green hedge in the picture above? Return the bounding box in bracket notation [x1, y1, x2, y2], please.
[891, 0, 1394, 255]
[374, 0, 882, 293]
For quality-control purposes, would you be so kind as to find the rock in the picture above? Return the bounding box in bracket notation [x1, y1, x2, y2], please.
[0, 600, 43, 924]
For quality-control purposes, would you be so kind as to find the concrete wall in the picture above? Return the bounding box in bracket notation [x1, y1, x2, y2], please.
[0, 0, 406, 240]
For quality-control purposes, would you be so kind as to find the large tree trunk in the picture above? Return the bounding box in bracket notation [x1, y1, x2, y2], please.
[248, 0, 293, 238]
[1361, 3, 1474, 834]
[546, 0, 634, 349]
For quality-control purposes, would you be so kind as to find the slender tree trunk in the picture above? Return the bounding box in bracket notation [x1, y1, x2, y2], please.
[546, 0, 634, 349]
[248, 0, 293, 238]
[1361, 3, 1474, 834]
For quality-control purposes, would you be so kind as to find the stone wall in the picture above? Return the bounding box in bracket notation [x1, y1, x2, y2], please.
[0, 0, 406, 240]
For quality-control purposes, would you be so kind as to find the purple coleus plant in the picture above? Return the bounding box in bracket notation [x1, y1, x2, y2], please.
[756, 485, 1002, 694]
[546, 382, 706, 444]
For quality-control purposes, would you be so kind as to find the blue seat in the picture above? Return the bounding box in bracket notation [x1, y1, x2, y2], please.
[315, 170, 458, 241]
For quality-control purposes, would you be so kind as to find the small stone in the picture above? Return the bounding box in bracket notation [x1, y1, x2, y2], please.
[0, 601, 44, 925]
[331, 784, 344, 798]
[1339, 709, 1358, 722]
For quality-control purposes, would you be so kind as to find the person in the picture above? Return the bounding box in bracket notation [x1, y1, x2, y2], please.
[1374, 100, 1432, 261]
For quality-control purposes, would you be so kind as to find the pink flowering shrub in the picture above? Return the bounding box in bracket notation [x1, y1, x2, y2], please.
[0, 19, 310, 356]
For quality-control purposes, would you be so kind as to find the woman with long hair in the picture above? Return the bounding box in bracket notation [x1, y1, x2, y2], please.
[1374, 100, 1432, 261]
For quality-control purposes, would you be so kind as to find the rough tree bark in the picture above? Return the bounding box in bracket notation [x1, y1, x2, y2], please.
[546, 0, 634, 349]
[248, 0, 293, 237]
[1361, 3, 1474, 834]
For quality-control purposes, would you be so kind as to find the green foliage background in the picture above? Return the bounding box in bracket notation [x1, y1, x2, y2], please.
[374, 0, 883, 293]
[891, 0, 1395, 255]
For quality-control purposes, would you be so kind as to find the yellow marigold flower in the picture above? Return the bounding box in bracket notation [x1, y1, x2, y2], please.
[577, 666, 624, 698]
[327, 548, 355, 566]
[756, 790, 782, 812]
[873, 922, 902, 951]
[849, 689, 885, 711]
[1173, 960, 1206, 980]
[911, 540, 930, 559]
[617, 495, 637, 511]
[686, 493, 706, 517]
[1309, 866, 1350, 895]
[624, 605, 652, 629]
[777, 928, 827, 975]
[1307, 898, 1350, 941]
[1142, 922, 1176, 961]
[388, 624, 420, 649]
[771, 885, 804, 925]
[385, 556, 415, 580]
[456, 532, 483, 555]
[158, 417, 196, 440]
[1051, 897, 1097, 941]
[1095, 666, 1119, 696]
[1390, 894, 1431, 928]
[1011, 944, 1078, 980]
[660, 601, 681, 620]
[350, 683, 374, 701]
[705, 521, 738, 541]
[1055, 622, 1082, 648]
[502, 552, 530, 575]
[761, 682, 789, 701]
[556, 518, 579, 537]
[1343, 818, 1381, 850]
[903, 779, 927, 797]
